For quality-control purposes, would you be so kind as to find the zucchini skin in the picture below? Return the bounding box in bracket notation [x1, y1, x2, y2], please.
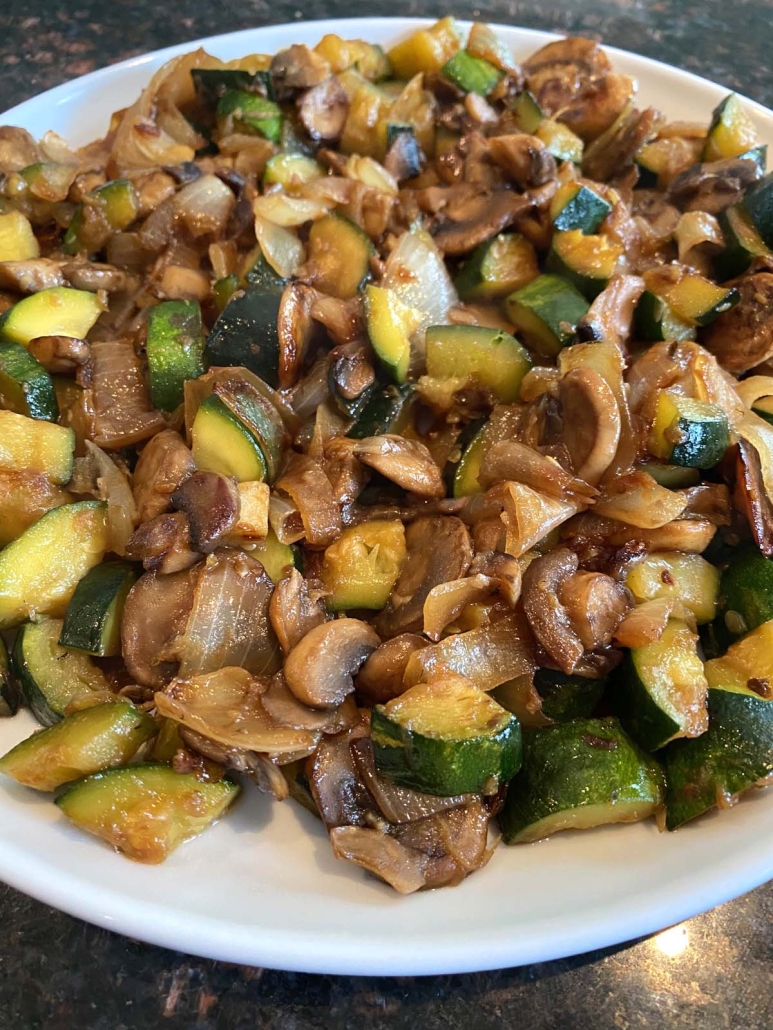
[505, 274, 589, 357]
[0, 342, 58, 421]
[204, 287, 282, 388]
[744, 170, 773, 248]
[719, 546, 773, 634]
[533, 669, 607, 722]
[146, 300, 206, 412]
[348, 383, 416, 439]
[59, 561, 138, 656]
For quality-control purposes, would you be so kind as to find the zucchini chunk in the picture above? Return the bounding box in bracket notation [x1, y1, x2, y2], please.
[703, 619, 773, 693]
[424, 324, 532, 403]
[348, 383, 416, 439]
[549, 182, 611, 234]
[204, 287, 282, 388]
[615, 619, 709, 752]
[720, 546, 773, 635]
[0, 342, 58, 421]
[217, 89, 282, 143]
[634, 290, 695, 342]
[453, 420, 488, 498]
[751, 394, 773, 426]
[664, 685, 773, 829]
[499, 717, 663, 844]
[249, 528, 298, 585]
[59, 561, 138, 656]
[661, 273, 739, 326]
[505, 274, 590, 357]
[263, 153, 323, 187]
[192, 67, 275, 107]
[63, 179, 139, 255]
[364, 285, 420, 383]
[146, 300, 206, 412]
[0, 500, 109, 629]
[742, 170, 773, 248]
[536, 119, 584, 163]
[509, 90, 543, 134]
[533, 668, 607, 722]
[703, 94, 759, 162]
[212, 274, 239, 312]
[0, 638, 20, 717]
[387, 17, 461, 79]
[0, 702, 157, 791]
[441, 49, 502, 96]
[372, 678, 522, 796]
[454, 233, 539, 301]
[307, 214, 374, 300]
[322, 520, 406, 611]
[625, 552, 720, 625]
[0, 287, 105, 347]
[55, 764, 240, 864]
[649, 392, 729, 469]
[0, 210, 39, 261]
[716, 204, 772, 280]
[12, 618, 109, 726]
[546, 229, 623, 299]
[0, 410, 74, 483]
[191, 395, 268, 483]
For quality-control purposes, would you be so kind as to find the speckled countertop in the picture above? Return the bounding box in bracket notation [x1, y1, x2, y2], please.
[1, 2, 773, 1027]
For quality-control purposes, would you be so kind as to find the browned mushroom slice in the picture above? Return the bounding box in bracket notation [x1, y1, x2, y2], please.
[521, 547, 585, 675]
[577, 274, 646, 347]
[284, 618, 380, 708]
[171, 470, 240, 553]
[270, 44, 330, 92]
[558, 571, 632, 650]
[0, 259, 67, 293]
[178, 726, 290, 801]
[132, 429, 195, 523]
[734, 439, 773, 556]
[562, 511, 717, 554]
[432, 191, 533, 256]
[121, 567, 196, 689]
[666, 156, 762, 215]
[323, 436, 371, 522]
[27, 335, 90, 374]
[678, 483, 732, 526]
[479, 440, 597, 500]
[277, 282, 317, 389]
[261, 674, 356, 734]
[468, 551, 523, 607]
[352, 436, 445, 499]
[62, 261, 135, 293]
[558, 367, 621, 485]
[581, 107, 658, 182]
[488, 134, 557, 189]
[374, 516, 473, 638]
[298, 76, 349, 140]
[125, 512, 201, 573]
[355, 633, 429, 705]
[269, 567, 328, 654]
[308, 718, 373, 830]
[701, 270, 773, 374]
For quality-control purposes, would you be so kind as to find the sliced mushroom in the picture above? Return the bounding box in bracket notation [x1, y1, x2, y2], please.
[521, 547, 585, 674]
[178, 726, 289, 801]
[0, 259, 67, 293]
[374, 516, 473, 638]
[582, 107, 658, 183]
[329, 342, 376, 405]
[488, 134, 557, 189]
[558, 367, 622, 485]
[577, 274, 646, 348]
[432, 190, 533, 256]
[562, 511, 717, 554]
[701, 270, 773, 374]
[559, 571, 632, 650]
[261, 674, 355, 734]
[479, 440, 597, 500]
[121, 567, 196, 688]
[62, 261, 134, 293]
[125, 511, 201, 573]
[27, 335, 90, 374]
[171, 470, 240, 553]
[132, 429, 196, 523]
[298, 76, 349, 140]
[468, 551, 523, 607]
[270, 44, 330, 93]
[666, 156, 762, 215]
[352, 435, 445, 499]
[734, 439, 773, 556]
[277, 282, 317, 389]
[355, 633, 429, 705]
[323, 436, 371, 523]
[329, 825, 459, 894]
[308, 718, 373, 830]
[269, 567, 328, 654]
[284, 618, 380, 708]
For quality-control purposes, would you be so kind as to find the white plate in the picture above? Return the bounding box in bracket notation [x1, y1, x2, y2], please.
[2, 18, 773, 976]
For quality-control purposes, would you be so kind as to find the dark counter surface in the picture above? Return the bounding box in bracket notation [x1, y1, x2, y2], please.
[1, 2, 773, 1027]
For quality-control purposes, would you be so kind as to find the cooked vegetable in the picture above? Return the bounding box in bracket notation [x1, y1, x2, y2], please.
[549, 182, 612, 234]
[0, 210, 39, 261]
[364, 285, 418, 383]
[192, 395, 267, 482]
[716, 203, 772, 280]
[547, 230, 623, 299]
[719, 546, 773, 636]
[425, 325, 531, 403]
[0, 343, 58, 421]
[203, 287, 282, 387]
[454, 233, 539, 302]
[703, 94, 759, 162]
[649, 392, 729, 469]
[626, 552, 719, 625]
[442, 50, 502, 96]
[0, 409, 74, 483]
[0, 287, 105, 346]
[743, 171, 773, 247]
[505, 274, 589, 356]
[307, 213, 374, 300]
[322, 520, 406, 610]
[0, 638, 20, 718]
[348, 383, 416, 439]
[59, 561, 138, 656]
[146, 300, 206, 412]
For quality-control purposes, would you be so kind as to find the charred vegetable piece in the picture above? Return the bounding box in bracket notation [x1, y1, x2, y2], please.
[0, 287, 105, 347]
[743, 171, 773, 248]
[716, 204, 772, 281]
[262, 152, 323, 187]
[191, 394, 267, 483]
[372, 678, 522, 796]
[59, 561, 138, 656]
[505, 274, 590, 356]
[546, 230, 623, 299]
[146, 300, 206, 412]
[425, 324, 531, 403]
[63, 179, 139, 255]
[217, 89, 282, 143]
[649, 392, 729, 469]
[0, 410, 74, 483]
[510, 90, 543, 134]
[0, 702, 157, 791]
[0, 210, 39, 261]
[720, 547, 773, 635]
[12, 618, 109, 726]
[441, 49, 502, 96]
[0, 342, 58, 421]
[703, 94, 759, 162]
[626, 552, 720, 625]
[454, 233, 539, 301]
[365, 285, 419, 383]
[499, 718, 663, 844]
[549, 182, 612, 234]
[55, 764, 240, 863]
[307, 213, 374, 300]
[0, 639, 19, 718]
[664, 684, 773, 829]
[0, 501, 108, 630]
[204, 287, 282, 387]
[615, 619, 708, 752]
[348, 383, 416, 439]
[322, 520, 407, 611]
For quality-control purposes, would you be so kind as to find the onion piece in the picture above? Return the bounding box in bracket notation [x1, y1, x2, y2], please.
[675, 211, 723, 269]
[121, 568, 196, 689]
[255, 216, 305, 279]
[173, 174, 235, 237]
[422, 574, 495, 642]
[501, 481, 585, 558]
[382, 230, 458, 355]
[593, 471, 687, 529]
[176, 549, 280, 678]
[90, 337, 167, 449]
[82, 440, 138, 556]
[253, 193, 329, 227]
[268, 493, 306, 545]
[329, 826, 429, 894]
[479, 441, 596, 500]
[183, 365, 299, 443]
[614, 597, 675, 648]
[274, 453, 342, 547]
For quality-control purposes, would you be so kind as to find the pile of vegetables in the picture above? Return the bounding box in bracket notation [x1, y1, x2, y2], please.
[1, 20, 773, 892]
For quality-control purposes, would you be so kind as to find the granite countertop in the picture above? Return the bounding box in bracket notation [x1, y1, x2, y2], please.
[1, 2, 773, 1027]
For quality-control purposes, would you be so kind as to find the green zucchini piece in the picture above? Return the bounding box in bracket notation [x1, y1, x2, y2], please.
[212, 274, 239, 313]
[499, 717, 663, 844]
[0, 287, 105, 347]
[615, 619, 709, 752]
[441, 49, 502, 96]
[549, 183, 611, 234]
[63, 179, 139, 255]
[664, 684, 773, 829]
[0, 210, 39, 261]
[649, 392, 729, 469]
[752, 394, 773, 425]
[644, 462, 701, 488]
[210, 376, 285, 482]
[703, 619, 773, 692]
[454, 233, 539, 302]
[505, 274, 590, 357]
[0, 342, 58, 421]
[11, 618, 109, 726]
[425, 324, 532, 404]
[262, 153, 323, 187]
[192, 67, 275, 107]
[661, 274, 739, 326]
[55, 763, 240, 863]
[634, 291, 695, 342]
[0, 701, 157, 791]
[0, 409, 74, 483]
[453, 420, 488, 498]
[743, 170, 773, 248]
[546, 229, 623, 300]
[348, 383, 416, 439]
[322, 519, 406, 611]
[703, 94, 759, 162]
[59, 561, 138, 656]
[532, 668, 607, 722]
[720, 546, 773, 635]
[510, 90, 543, 134]
[536, 120, 584, 163]
[191, 395, 267, 483]
[146, 299, 206, 412]
[364, 285, 418, 383]
[204, 287, 281, 387]
[217, 89, 282, 143]
[0, 638, 19, 717]
[0, 501, 109, 630]
[626, 552, 720, 625]
[307, 213, 374, 300]
[716, 203, 772, 280]
[372, 679, 522, 796]
[249, 528, 298, 585]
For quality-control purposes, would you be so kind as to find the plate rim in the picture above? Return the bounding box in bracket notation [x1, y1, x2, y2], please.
[1, 16, 773, 976]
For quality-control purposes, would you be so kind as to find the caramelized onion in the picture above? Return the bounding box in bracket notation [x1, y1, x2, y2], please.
[90, 337, 166, 449]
